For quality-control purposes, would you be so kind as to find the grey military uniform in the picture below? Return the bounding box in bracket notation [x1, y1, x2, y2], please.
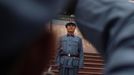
[56, 35, 84, 75]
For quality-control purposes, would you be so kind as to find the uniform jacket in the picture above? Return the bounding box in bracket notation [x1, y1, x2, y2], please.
[56, 35, 84, 68]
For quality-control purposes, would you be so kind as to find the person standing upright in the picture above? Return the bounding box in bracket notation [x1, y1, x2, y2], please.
[56, 22, 84, 75]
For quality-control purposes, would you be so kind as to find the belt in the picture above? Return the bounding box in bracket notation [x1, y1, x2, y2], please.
[60, 54, 79, 57]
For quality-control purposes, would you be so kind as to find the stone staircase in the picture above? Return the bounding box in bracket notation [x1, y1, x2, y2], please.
[50, 53, 104, 75]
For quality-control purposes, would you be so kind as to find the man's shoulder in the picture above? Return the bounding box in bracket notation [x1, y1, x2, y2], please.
[75, 35, 82, 39]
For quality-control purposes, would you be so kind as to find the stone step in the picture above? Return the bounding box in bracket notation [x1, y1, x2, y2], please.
[84, 62, 104, 67]
[84, 58, 104, 63]
[51, 62, 104, 68]
[52, 70, 103, 75]
[84, 55, 103, 60]
[52, 66, 104, 73]
[80, 67, 104, 72]
[84, 53, 102, 56]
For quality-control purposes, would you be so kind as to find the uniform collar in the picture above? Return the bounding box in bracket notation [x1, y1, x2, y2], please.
[67, 33, 74, 37]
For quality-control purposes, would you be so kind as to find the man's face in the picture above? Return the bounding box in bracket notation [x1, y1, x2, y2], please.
[66, 25, 76, 33]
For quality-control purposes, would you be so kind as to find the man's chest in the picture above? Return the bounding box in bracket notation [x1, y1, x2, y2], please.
[61, 37, 79, 47]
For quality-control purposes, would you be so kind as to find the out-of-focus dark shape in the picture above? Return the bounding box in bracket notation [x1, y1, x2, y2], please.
[12, 30, 56, 75]
[75, 0, 134, 75]
[0, 0, 67, 75]
[60, 0, 77, 15]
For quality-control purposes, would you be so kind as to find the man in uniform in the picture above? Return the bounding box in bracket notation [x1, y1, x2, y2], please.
[56, 22, 84, 75]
